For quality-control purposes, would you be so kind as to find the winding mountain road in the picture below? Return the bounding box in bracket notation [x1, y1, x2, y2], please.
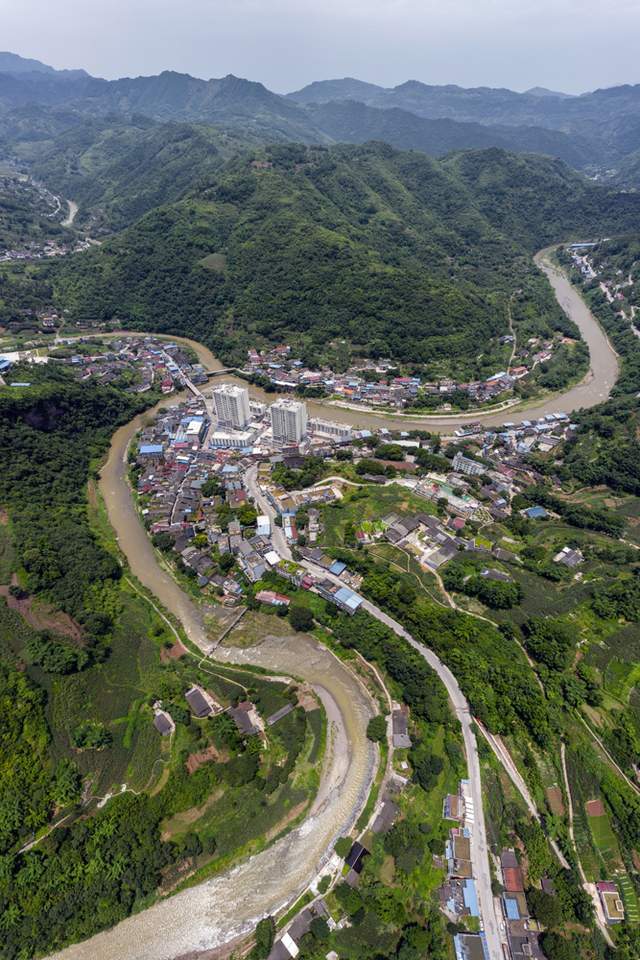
[299, 558, 505, 958]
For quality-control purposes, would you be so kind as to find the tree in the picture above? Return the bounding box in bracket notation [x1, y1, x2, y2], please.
[310, 917, 329, 941]
[366, 715, 387, 742]
[289, 604, 314, 632]
[527, 889, 563, 929]
[72, 720, 112, 750]
[334, 836, 352, 859]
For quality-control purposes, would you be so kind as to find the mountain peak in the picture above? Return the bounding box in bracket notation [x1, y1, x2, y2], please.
[0, 50, 89, 78]
[525, 86, 573, 99]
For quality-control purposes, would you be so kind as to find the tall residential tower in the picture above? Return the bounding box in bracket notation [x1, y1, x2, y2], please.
[211, 383, 251, 430]
[270, 398, 308, 444]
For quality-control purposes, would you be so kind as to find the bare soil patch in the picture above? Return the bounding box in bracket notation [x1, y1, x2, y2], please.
[161, 787, 225, 839]
[264, 799, 308, 843]
[160, 638, 188, 662]
[0, 509, 8, 525]
[546, 785, 565, 817]
[585, 798, 605, 817]
[297, 684, 321, 712]
[186, 744, 226, 774]
[0, 582, 83, 641]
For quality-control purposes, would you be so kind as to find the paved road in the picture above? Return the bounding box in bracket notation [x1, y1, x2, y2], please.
[245, 464, 293, 561]
[49, 247, 619, 436]
[299, 560, 504, 960]
[476, 721, 569, 871]
[248, 469, 503, 957]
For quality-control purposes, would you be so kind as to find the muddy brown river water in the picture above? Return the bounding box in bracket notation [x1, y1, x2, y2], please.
[49, 634, 376, 960]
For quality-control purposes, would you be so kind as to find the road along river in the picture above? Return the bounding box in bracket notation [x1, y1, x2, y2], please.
[197, 248, 618, 431]
[86, 247, 617, 434]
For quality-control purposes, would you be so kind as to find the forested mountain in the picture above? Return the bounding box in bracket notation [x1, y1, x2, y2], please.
[27, 143, 640, 372]
[289, 76, 640, 131]
[0, 70, 327, 144]
[6, 114, 252, 232]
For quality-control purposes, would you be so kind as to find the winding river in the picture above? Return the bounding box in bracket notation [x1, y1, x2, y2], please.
[49, 407, 377, 960]
[89, 247, 618, 433]
[48, 250, 617, 960]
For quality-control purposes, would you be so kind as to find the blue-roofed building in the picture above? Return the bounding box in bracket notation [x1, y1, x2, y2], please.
[0, 357, 12, 373]
[462, 878, 479, 917]
[523, 505, 548, 520]
[503, 894, 520, 920]
[334, 586, 363, 615]
[139, 443, 164, 458]
[329, 560, 347, 577]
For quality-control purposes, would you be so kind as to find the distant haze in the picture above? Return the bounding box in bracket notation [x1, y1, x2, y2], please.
[3, 0, 640, 94]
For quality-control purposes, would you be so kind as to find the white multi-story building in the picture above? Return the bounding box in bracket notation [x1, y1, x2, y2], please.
[452, 451, 485, 477]
[211, 383, 250, 430]
[270, 398, 308, 444]
[308, 417, 352, 442]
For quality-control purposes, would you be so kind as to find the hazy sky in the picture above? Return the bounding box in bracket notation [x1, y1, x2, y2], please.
[2, 0, 639, 93]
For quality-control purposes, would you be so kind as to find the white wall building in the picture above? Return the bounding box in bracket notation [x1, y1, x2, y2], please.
[212, 383, 250, 430]
[209, 429, 256, 449]
[270, 398, 308, 444]
[452, 451, 485, 477]
[308, 417, 352, 442]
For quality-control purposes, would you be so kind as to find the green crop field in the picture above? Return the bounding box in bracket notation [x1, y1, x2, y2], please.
[618, 874, 640, 923]
[322, 484, 435, 549]
[588, 811, 623, 871]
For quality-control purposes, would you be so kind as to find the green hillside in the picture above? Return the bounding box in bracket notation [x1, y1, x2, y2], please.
[38, 143, 640, 373]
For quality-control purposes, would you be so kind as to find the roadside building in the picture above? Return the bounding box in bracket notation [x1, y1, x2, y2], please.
[500, 849, 525, 893]
[271, 398, 308, 443]
[453, 932, 489, 960]
[452, 452, 485, 477]
[392, 706, 412, 749]
[597, 881, 625, 923]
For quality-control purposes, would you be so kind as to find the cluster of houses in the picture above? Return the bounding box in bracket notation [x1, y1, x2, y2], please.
[153, 681, 297, 742]
[0, 171, 92, 262]
[52, 335, 208, 393]
[569, 241, 639, 336]
[243, 337, 560, 412]
[440, 785, 552, 960]
[0, 234, 93, 262]
[440, 783, 480, 919]
[135, 400, 370, 614]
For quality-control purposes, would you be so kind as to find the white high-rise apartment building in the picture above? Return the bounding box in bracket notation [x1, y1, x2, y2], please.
[211, 383, 251, 430]
[270, 398, 308, 444]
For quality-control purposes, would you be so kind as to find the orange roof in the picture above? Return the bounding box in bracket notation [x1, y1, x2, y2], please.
[503, 866, 524, 893]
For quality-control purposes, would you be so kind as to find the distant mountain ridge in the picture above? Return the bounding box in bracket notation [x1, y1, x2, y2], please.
[2, 53, 640, 174]
[0, 50, 88, 79]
